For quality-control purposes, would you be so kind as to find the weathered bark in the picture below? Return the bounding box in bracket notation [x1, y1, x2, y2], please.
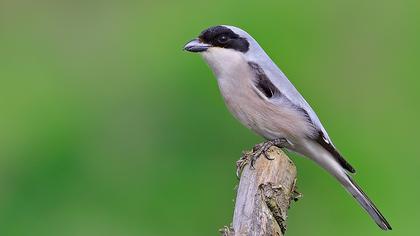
[220, 146, 300, 236]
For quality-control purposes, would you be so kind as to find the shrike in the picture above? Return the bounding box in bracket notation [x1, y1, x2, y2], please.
[184, 25, 391, 230]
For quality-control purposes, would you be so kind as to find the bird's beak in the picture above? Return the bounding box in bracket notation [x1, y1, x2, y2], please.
[183, 38, 211, 53]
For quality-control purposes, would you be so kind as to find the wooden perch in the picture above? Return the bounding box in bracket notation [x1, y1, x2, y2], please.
[220, 146, 300, 236]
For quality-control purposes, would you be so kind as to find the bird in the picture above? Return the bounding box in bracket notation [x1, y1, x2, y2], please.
[183, 25, 391, 230]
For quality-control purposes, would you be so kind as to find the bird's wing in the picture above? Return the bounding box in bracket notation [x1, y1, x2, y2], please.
[313, 130, 355, 173]
[254, 59, 356, 173]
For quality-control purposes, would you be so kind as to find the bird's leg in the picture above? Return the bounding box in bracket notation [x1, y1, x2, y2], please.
[236, 138, 289, 178]
[250, 138, 288, 169]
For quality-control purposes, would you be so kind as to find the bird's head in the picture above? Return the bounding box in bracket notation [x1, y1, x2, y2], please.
[184, 25, 251, 53]
[184, 25, 268, 77]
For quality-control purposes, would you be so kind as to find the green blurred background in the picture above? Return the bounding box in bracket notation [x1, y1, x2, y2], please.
[0, 0, 419, 235]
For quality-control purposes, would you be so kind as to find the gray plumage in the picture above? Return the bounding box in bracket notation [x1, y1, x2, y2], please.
[184, 25, 391, 230]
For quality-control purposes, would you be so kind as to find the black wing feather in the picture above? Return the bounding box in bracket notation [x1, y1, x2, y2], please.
[248, 62, 280, 99]
[315, 131, 356, 173]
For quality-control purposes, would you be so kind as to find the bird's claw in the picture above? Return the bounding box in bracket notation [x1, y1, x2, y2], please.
[250, 140, 276, 169]
[236, 138, 289, 178]
[236, 152, 250, 179]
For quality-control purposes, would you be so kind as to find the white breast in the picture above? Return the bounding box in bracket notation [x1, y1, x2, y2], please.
[201, 48, 315, 141]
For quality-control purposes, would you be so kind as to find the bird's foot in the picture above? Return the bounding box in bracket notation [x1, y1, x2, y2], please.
[236, 151, 251, 179]
[250, 138, 289, 169]
[250, 141, 272, 168]
[236, 138, 289, 178]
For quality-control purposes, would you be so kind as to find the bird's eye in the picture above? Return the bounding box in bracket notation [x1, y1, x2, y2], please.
[217, 34, 229, 44]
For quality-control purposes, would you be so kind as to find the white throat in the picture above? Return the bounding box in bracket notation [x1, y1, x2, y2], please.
[201, 47, 247, 80]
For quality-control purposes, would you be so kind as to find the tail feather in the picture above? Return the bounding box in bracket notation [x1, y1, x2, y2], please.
[345, 175, 392, 230]
[297, 140, 392, 230]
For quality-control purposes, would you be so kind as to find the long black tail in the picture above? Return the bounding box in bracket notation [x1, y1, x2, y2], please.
[301, 140, 392, 230]
[345, 174, 392, 230]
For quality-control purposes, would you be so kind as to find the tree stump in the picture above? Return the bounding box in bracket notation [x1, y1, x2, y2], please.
[220, 146, 300, 236]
